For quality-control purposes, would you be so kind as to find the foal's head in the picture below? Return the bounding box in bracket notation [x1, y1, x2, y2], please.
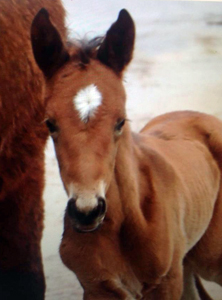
[31, 8, 135, 232]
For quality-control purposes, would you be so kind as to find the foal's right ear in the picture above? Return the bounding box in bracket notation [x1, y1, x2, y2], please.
[31, 8, 69, 78]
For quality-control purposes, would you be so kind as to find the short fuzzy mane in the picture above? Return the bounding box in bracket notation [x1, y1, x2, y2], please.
[68, 37, 104, 68]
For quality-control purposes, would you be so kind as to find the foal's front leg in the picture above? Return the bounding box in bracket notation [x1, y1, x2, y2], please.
[83, 278, 142, 300]
[144, 267, 184, 300]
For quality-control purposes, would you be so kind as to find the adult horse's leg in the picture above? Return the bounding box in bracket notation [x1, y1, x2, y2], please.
[0, 132, 46, 300]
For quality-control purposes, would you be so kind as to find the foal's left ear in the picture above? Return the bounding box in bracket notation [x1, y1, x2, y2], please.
[31, 8, 69, 78]
[97, 9, 135, 76]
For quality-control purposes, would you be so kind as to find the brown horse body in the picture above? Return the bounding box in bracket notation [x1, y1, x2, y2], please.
[0, 1, 66, 299]
[31, 8, 222, 300]
[60, 111, 222, 300]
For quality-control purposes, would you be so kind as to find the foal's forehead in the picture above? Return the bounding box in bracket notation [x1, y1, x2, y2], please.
[49, 60, 126, 121]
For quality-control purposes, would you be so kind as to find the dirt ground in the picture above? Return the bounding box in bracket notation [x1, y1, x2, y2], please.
[42, 1, 222, 299]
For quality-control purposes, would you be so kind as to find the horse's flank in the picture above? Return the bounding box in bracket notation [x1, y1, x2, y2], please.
[0, 1, 66, 298]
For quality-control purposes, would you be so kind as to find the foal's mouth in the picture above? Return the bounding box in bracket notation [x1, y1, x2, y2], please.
[74, 220, 104, 233]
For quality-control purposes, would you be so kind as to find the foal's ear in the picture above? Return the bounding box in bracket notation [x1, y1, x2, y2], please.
[31, 8, 69, 78]
[97, 9, 135, 75]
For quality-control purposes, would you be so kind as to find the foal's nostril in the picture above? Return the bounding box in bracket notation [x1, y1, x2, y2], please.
[97, 197, 106, 216]
[67, 198, 78, 219]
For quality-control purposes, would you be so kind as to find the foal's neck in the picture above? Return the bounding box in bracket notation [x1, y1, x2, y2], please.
[113, 124, 165, 229]
[109, 125, 168, 281]
[113, 125, 145, 220]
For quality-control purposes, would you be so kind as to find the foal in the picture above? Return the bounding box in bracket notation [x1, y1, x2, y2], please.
[32, 9, 222, 300]
[0, 1, 66, 299]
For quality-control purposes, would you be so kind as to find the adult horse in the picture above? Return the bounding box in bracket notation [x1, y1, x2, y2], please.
[0, 1, 67, 299]
[31, 8, 222, 300]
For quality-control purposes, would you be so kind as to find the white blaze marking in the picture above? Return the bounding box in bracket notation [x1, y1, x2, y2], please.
[68, 181, 106, 212]
[73, 84, 102, 123]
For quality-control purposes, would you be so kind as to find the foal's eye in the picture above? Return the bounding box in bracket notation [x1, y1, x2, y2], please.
[45, 119, 57, 134]
[114, 119, 125, 136]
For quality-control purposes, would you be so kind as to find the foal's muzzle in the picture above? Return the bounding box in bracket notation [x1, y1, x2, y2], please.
[67, 197, 106, 233]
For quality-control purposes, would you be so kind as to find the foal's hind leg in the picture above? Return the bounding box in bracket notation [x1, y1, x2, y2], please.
[186, 185, 222, 288]
[181, 263, 200, 300]
[173, 262, 213, 300]
[194, 276, 213, 300]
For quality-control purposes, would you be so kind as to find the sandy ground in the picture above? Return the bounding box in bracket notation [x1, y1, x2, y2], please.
[42, 1, 222, 299]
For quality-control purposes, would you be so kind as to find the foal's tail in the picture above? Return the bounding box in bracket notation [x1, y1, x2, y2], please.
[194, 275, 213, 300]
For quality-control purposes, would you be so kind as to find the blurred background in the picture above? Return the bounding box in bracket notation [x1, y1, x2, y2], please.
[42, 1, 222, 299]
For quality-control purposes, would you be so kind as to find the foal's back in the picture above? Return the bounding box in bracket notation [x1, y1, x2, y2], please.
[141, 110, 222, 284]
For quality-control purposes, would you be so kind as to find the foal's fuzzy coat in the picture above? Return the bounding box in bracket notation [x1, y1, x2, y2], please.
[32, 8, 222, 300]
[0, 1, 66, 299]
